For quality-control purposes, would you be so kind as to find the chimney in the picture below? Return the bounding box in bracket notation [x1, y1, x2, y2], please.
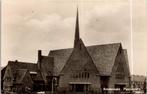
[38, 50, 42, 69]
[15, 60, 18, 62]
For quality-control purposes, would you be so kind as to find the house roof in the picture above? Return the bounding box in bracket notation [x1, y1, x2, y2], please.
[8, 61, 38, 73]
[40, 56, 54, 73]
[49, 48, 73, 75]
[131, 75, 146, 82]
[49, 43, 122, 75]
[7, 61, 44, 83]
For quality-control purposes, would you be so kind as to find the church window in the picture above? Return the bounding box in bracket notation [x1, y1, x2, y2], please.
[85, 72, 87, 78]
[75, 74, 78, 78]
[79, 73, 81, 78]
[87, 73, 89, 78]
[71, 71, 90, 79]
[82, 73, 84, 78]
[81, 71, 90, 78]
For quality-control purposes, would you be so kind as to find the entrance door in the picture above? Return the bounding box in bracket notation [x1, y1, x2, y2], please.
[70, 84, 89, 92]
[76, 84, 84, 92]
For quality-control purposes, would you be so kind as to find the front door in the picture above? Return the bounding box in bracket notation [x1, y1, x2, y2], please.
[70, 84, 90, 92]
[76, 84, 84, 92]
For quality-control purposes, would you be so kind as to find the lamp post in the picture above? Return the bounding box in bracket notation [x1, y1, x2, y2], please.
[52, 77, 54, 94]
[52, 77, 58, 94]
[144, 78, 146, 94]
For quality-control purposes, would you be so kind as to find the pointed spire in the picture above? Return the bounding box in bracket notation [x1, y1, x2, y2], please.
[74, 8, 80, 47]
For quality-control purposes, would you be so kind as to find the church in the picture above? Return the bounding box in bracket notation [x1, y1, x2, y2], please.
[1, 10, 131, 94]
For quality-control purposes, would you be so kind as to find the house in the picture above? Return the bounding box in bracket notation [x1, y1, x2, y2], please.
[1, 54, 55, 94]
[131, 75, 146, 92]
[1, 10, 131, 94]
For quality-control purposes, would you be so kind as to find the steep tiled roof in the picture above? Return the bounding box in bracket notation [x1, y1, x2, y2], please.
[87, 43, 120, 75]
[7, 61, 43, 83]
[1, 67, 6, 80]
[40, 56, 54, 82]
[8, 61, 38, 73]
[49, 43, 121, 75]
[49, 48, 73, 75]
[40, 56, 54, 74]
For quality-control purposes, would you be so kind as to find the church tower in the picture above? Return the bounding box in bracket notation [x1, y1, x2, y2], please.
[74, 8, 80, 48]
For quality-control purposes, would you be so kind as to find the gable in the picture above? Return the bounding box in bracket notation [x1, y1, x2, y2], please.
[61, 39, 98, 74]
[3, 65, 13, 80]
[87, 43, 120, 75]
[21, 71, 33, 86]
[14, 69, 28, 83]
[49, 43, 121, 76]
[112, 48, 130, 76]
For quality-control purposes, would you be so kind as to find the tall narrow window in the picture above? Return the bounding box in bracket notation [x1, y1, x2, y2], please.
[87, 73, 89, 78]
[79, 73, 81, 78]
[79, 44, 81, 50]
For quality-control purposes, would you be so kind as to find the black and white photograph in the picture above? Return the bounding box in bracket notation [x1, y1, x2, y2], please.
[1, 0, 147, 94]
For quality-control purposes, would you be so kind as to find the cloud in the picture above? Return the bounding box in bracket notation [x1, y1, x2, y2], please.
[2, 0, 131, 64]
[2, 0, 147, 75]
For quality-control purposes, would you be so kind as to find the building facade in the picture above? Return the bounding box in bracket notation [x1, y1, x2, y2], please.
[1, 10, 131, 94]
[131, 75, 146, 93]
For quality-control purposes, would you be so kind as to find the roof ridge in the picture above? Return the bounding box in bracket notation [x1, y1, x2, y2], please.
[86, 42, 121, 47]
[49, 42, 121, 52]
[50, 48, 73, 52]
[8, 61, 36, 65]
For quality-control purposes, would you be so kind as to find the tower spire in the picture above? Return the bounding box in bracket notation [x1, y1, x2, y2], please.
[74, 8, 80, 47]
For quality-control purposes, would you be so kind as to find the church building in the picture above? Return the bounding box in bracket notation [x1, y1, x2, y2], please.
[1, 10, 131, 94]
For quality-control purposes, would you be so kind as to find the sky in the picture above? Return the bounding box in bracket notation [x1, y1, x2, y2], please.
[1, 0, 147, 75]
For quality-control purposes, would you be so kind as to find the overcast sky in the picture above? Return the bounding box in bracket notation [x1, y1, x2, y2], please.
[1, 0, 147, 75]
